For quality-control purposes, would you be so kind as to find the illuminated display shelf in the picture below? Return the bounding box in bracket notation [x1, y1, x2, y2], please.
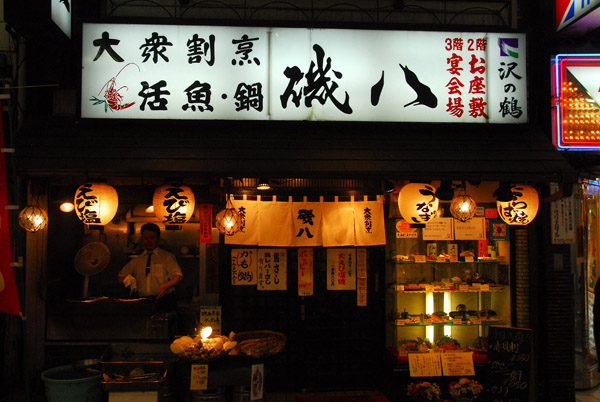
[390, 259, 499, 264]
[389, 288, 505, 293]
[391, 320, 505, 327]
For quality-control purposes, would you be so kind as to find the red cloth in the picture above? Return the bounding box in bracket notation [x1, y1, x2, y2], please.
[0, 99, 22, 316]
[297, 396, 389, 402]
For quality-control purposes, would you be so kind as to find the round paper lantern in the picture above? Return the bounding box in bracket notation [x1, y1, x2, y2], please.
[496, 184, 539, 225]
[398, 183, 439, 224]
[74, 183, 118, 225]
[153, 183, 195, 225]
[18, 205, 48, 232]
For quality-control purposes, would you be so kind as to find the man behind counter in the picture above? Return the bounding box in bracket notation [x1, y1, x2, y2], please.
[118, 223, 183, 306]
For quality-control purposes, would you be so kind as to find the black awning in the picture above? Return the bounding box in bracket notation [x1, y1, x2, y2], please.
[13, 117, 579, 183]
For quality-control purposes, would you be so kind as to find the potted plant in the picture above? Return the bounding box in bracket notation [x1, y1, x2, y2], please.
[407, 381, 442, 401]
[448, 377, 484, 401]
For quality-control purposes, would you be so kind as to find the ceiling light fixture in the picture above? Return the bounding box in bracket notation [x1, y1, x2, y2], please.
[256, 178, 271, 190]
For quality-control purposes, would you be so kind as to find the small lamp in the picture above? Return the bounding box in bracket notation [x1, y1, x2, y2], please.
[74, 182, 118, 225]
[215, 196, 242, 236]
[497, 184, 539, 225]
[59, 202, 75, 213]
[397, 183, 439, 224]
[449, 182, 477, 222]
[256, 178, 271, 190]
[153, 183, 195, 225]
[18, 205, 48, 232]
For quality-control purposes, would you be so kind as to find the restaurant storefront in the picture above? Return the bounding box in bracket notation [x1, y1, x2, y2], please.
[0, 2, 583, 401]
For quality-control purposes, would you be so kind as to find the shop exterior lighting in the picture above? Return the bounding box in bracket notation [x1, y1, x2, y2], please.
[450, 194, 477, 222]
[18, 205, 48, 232]
[397, 183, 439, 224]
[256, 178, 271, 190]
[59, 202, 75, 213]
[497, 184, 539, 225]
[153, 183, 195, 225]
[449, 182, 476, 222]
[74, 182, 119, 225]
[215, 196, 242, 236]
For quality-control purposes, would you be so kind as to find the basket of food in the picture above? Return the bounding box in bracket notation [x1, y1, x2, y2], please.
[230, 331, 286, 358]
[170, 334, 237, 363]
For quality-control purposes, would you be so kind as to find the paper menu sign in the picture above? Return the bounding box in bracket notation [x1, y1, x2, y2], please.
[454, 217, 486, 240]
[200, 306, 221, 335]
[441, 352, 475, 376]
[423, 217, 454, 240]
[396, 219, 418, 238]
[257, 249, 287, 290]
[408, 352, 442, 377]
[190, 364, 208, 390]
[231, 249, 257, 285]
[326, 248, 356, 290]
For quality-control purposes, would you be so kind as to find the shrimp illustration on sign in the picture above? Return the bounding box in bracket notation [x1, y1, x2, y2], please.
[89, 63, 140, 112]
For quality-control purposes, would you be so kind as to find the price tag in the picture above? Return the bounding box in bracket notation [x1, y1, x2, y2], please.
[464, 256, 474, 262]
[453, 318, 463, 325]
[449, 255, 458, 262]
[395, 319, 406, 326]
[480, 284, 490, 291]
[471, 317, 482, 325]
[459, 284, 469, 291]
[190, 364, 208, 390]
[415, 255, 426, 263]
[423, 318, 433, 326]
[425, 285, 434, 292]
[436, 256, 446, 262]
[395, 284, 405, 291]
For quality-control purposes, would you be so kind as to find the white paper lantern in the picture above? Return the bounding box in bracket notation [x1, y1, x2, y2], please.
[74, 182, 118, 225]
[398, 183, 439, 224]
[153, 183, 195, 225]
[496, 184, 539, 225]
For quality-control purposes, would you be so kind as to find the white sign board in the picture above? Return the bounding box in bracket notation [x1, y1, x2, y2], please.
[82, 24, 527, 123]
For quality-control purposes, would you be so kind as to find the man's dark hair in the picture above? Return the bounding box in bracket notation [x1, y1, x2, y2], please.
[141, 222, 161, 237]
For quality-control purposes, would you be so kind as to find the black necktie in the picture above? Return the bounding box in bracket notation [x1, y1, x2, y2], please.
[145, 253, 153, 276]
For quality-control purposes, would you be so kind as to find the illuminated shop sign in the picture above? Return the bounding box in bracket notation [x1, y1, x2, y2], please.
[556, 0, 600, 33]
[81, 23, 527, 123]
[51, 0, 71, 39]
[551, 54, 600, 150]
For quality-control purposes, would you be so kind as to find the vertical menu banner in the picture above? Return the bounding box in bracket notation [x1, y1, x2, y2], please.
[357, 248, 367, 306]
[298, 248, 314, 296]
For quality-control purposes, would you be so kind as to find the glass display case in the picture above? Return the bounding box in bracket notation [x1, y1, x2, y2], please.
[384, 218, 511, 359]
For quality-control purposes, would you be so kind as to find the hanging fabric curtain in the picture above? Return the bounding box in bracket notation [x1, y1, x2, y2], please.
[225, 195, 259, 245]
[258, 196, 292, 247]
[291, 197, 323, 247]
[322, 196, 356, 247]
[353, 195, 386, 246]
